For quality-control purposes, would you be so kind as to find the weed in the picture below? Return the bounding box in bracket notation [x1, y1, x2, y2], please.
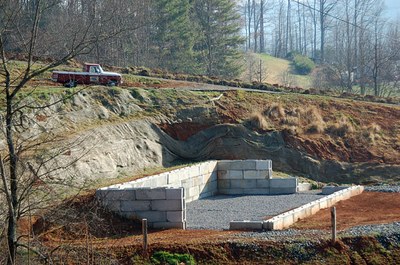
[244, 112, 269, 131]
[151, 251, 196, 265]
[326, 116, 354, 137]
[264, 103, 285, 120]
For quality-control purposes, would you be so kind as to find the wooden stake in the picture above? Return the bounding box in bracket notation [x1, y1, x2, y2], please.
[142, 219, 148, 256]
[331, 207, 337, 243]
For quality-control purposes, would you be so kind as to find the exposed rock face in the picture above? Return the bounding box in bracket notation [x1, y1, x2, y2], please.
[3, 88, 398, 185]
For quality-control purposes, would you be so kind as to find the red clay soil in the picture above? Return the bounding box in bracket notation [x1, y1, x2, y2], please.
[27, 192, 400, 250]
[292, 192, 400, 231]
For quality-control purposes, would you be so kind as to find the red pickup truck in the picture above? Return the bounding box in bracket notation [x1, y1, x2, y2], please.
[51, 63, 122, 87]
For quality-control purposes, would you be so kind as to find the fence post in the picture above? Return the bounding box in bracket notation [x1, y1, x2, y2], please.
[142, 219, 148, 256]
[331, 207, 337, 243]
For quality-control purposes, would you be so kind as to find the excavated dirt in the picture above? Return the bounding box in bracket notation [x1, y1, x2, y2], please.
[292, 192, 400, 230]
[28, 192, 400, 245]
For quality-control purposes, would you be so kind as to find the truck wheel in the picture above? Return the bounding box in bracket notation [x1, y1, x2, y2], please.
[64, 80, 77, 88]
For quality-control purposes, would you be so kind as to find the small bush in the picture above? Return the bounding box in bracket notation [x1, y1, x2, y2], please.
[151, 251, 196, 265]
[326, 116, 354, 137]
[361, 123, 382, 144]
[303, 106, 325, 134]
[293, 54, 315, 75]
[264, 103, 285, 120]
[245, 112, 269, 131]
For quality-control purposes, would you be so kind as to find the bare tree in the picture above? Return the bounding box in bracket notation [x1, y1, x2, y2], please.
[0, 1, 135, 263]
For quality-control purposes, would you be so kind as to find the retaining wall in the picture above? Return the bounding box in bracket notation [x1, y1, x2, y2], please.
[229, 185, 364, 231]
[218, 160, 297, 195]
[97, 160, 298, 229]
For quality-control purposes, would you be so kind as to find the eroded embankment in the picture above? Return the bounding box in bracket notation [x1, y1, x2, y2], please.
[156, 123, 400, 184]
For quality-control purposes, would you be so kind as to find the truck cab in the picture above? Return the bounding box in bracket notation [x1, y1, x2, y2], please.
[51, 63, 122, 87]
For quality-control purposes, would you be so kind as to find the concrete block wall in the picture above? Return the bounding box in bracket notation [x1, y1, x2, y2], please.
[217, 160, 297, 195]
[97, 159, 299, 230]
[96, 187, 185, 229]
[97, 161, 218, 229]
[229, 185, 364, 231]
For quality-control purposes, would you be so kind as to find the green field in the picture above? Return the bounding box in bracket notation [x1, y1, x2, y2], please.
[241, 53, 312, 88]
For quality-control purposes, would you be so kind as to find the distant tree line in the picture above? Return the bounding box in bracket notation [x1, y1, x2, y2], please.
[1, 0, 244, 78]
[241, 0, 400, 96]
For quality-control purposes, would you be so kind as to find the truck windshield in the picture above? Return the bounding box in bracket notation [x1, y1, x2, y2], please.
[89, 66, 101, 73]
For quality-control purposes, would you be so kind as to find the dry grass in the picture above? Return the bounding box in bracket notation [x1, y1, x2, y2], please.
[302, 106, 326, 134]
[264, 103, 285, 120]
[361, 123, 382, 145]
[326, 116, 355, 137]
[245, 112, 269, 131]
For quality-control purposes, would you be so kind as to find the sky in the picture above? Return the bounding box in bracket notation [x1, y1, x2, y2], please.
[384, 0, 400, 19]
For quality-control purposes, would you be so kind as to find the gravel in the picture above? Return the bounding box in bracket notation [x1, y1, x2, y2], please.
[364, 185, 400, 193]
[186, 191, 325, 230]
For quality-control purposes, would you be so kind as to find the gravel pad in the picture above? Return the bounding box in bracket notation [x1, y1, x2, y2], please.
[186, 191, 325, 230]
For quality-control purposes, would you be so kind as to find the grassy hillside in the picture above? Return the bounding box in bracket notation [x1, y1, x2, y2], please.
[241, 53, 312, 88]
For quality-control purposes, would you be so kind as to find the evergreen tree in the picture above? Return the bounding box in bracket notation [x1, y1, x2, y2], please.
[153, 0, 197, 73]
[193, 0, 244, 78]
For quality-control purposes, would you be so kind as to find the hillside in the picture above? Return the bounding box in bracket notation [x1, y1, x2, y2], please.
[241, 53, 313, 88]
[1, 61, 400, 264]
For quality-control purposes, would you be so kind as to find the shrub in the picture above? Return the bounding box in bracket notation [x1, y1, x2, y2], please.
[325, 116, 355, 137]
[151, 251, 196, 265]
[293, 54, 315, 75]
[244, 112, 269, 131]
[264, 103, 285, 120]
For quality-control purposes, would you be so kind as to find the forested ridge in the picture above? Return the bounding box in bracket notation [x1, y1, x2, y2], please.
[2, 0, 400, 96]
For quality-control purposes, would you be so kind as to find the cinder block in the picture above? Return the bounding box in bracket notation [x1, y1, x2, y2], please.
[203, 180, 218, 192]
[243, 170, 258, 179]
[192, 176, 203, 186]
[217, 170, 227, 179]
[319, 199, 328, 209]
[217, 160, 233, 171]
[297, 183, 312, 192]
[120, 200, 151, 211]
[152, 222, 185, 229]
[228, 170, 244, 179]
[231, 179, 258, 189]
[100, 200, 120, 212]
[209, 171, 218, 182]
[167, 211, 184, 222]
[282, 214, 294, 228]
[135, 211, 167, 222]
[270, 178, 298, 188]
[96, 189, 136, 201]
[219, 160, 257, 170]
[218, 179, 231, 189]
[230, 221, 263, 230]
[218, 188, 243, 195]
[151, 199, 184, 211]
[256, 179, 271, 188]
[181, 178, 194, 188]
[188, 165, 201, 178]
[256, 160, 272, 170]
[166, 188, 184, 200]
[167, 172, 181, 185]
[187, 186, 200, 198]
[136, 188, 166, 200]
